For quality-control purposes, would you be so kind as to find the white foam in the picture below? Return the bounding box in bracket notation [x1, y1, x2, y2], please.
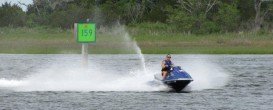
[0, 56, 229, 92]
[179, 56, 229, 91]
[0, 24, 164, 92]
[0, 78, 25, 88]
[0, 65, 166, 91]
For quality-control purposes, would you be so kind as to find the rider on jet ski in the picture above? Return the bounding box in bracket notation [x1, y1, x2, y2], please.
[161, 54, 174, 80]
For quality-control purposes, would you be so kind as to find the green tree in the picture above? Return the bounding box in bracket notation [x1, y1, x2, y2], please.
[254, 0, 273, 31]
[26, 1, 52, 26]
[0, 2, 26, 27]
[167, 0, 219, 33]
[167, 8, 196, 32]
[216, 3, 240, 32]
[49, 3, 93, 28]
[141, 0, 177, 23]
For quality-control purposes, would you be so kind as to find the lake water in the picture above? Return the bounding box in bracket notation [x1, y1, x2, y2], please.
[0, 54, 273, 109]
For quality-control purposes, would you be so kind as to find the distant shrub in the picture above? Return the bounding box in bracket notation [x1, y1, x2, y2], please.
[0, 2, 26, 27]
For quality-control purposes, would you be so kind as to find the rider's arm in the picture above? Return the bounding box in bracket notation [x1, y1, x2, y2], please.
[161, 61, 166, 68]
[171, 61, 174, 67]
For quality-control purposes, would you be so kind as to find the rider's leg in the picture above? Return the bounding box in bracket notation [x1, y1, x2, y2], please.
[162, 71, 167, 80]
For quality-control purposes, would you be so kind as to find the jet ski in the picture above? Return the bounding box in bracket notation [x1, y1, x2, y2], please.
[154, 66, 193, 92]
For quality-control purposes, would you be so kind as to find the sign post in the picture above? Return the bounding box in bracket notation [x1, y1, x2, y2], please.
[82, 43, 88, 66]
[74, 20, 96, 67]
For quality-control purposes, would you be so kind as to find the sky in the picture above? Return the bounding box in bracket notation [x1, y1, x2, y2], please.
[0, 0, 33, 11]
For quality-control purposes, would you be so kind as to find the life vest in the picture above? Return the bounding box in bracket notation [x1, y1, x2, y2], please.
[164, 60, 172, 69]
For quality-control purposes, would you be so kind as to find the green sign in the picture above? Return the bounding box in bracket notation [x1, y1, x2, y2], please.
[77, 23, 96, 43]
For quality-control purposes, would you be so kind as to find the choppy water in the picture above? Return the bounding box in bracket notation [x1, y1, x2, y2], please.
[0, 54, 273, 109]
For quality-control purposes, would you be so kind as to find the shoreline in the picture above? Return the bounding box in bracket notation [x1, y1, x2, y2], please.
[0, 27, 272, 54]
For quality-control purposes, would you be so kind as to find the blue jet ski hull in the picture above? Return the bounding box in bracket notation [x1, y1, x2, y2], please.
[154, 66, 193, 92]
[163, 79, 192, 92]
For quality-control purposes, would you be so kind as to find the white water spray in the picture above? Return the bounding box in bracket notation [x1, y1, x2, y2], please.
[175, 55, 229, 91]
[0, 24, 152, 92]
[0, 59, 161, 91]
[123, 33, 147, 73]
[0, 55, 229, 91]
[111, 24, 147, 73]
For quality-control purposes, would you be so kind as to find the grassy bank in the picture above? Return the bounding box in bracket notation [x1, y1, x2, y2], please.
[0, 25, 273, 54]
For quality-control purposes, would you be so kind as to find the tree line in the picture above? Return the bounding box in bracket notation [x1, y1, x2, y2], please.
[0, 0, 272, 34]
